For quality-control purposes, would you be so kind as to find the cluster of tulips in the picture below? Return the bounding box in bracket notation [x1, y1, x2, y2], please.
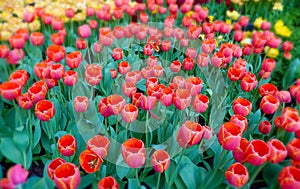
[0, 0, 299, 188]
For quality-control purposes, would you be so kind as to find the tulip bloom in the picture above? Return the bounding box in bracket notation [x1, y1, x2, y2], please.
[177, 121, 204, 148]
[173, 89, 192, 110]
[185, 77, 203, 96]
[121, 138, 146, 168]
[232, 98, 252, 117]
[287, 138, 300, 161]
[30, 32, 44, 46]
[107, 94, 126, 115]
[232, 138, 249, 162]
[46, 45, 66, 62]
[76, 38, 87, 50]
[151, 150, 170, 173]
[243, 139, 270, 166]
[85, 64, 103, 86]
[182, 57, 194, 71]
[58, 134, 77, 157]
[259, 83, 278, 97]
[0, 44, 9, 58]
[0, 81, 22, 100]
[218, 122, 242, 150]
[278, 166, 300, 189]
[192, 94, 209, 113]
[170, 60, 181, 73]
[28, 85, 47, 103]
[140, 95, 157, 111]
[143, 43, 153, 56]
[197, 52, 209, 67]
[35, 100, 56, 121]
[87, 135, 110, 158]
[260, 95, 280, 114]
[0, 164, 29, 189]
[201, 38, 216, 54]
[53, 163, 80, 189]
[80, 150, 104, 173]
[9, 35, 25, 49]
[49, 63, 65, 80]
[240, 72, 258, 92]
[118, 61, 131, 75]
[47, 158, 65, 179]
[98, 97, 113, 117]
[66, 51, 82, 69]
[267, 139, 287, 164]
[275, 107, 300, 132]
[112, 48, 123, 60]
[98, 176, 119, 189]
[225, 162, 249, 188]
[230, 114, 248, 132]
[276, 91, 291, 103]
[78, 24, 91, 39]
[121, 104, 138, 123]
[258, 121, 272, 134]
[50, 33, 65, 45]
[63, 70, 78, 86]
[16, 93, 34, 109]
[262, 58, 276, 72]
[74, 96, 89, 113]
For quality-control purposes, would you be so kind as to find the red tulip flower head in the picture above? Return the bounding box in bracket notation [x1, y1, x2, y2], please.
[58, 134, 77, 157]
[87, 135, 110, 158]
[35, 100, 56, 121]
[225, 162, 249, 188]
[218, 122, 242, 150]
[53, 163, 80, 189]
[79, 150, 104, 173]
[151, 150, 170, 173]
[176, 121, 204, 148]
[121, 138, 146, 168]
[278, 166, 300, 189]
[98, 176, 119, 189]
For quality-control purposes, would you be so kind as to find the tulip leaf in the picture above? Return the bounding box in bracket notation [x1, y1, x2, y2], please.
[282, 58, 300, 89]
[32, 120, 41, 149]
[100, 66, 113, 95]
[0, 138, 23, 165]
[78, 173, 96, 189]
[128, 178, 140, 189]
[262, 163, 283, 188]
[13, 130, 29, 152]
[24, 176, 48, 189]
[116, 164, 129, 179]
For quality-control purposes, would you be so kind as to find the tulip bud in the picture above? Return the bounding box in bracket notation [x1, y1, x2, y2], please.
[121, 138, 146, 168]
[225, 162, 249, 188]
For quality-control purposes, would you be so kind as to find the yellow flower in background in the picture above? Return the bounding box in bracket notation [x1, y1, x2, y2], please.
[29, 20, 41, 31]
[226, 10, 240, 20]
[241, 38, 252, 46]
[0, 30, 13, 41]
[254, 17, 264, 28]
[245, 31, 253, 38]
[186, 11, 194, 18]
[274, 20, 292, 38]
[273, 2, 283, 11]
[208, 15, 214, 22]
[231, 0, 244, 5]
[264, 47, 279, 59]
[72, 12, 86, 21]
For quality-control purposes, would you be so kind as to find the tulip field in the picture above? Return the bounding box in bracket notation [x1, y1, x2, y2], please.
[1, 0, 300, 188]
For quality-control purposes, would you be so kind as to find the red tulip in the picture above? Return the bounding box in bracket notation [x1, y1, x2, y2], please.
[16, 93, 33, 109]
[122, 82, 137, 97]
[185, 77, 203, 96]
[35, 100, 56, 121]
[197, 52, 209, 67]
[30, 32, 44, 46]
[66, 51, 82, 69]
[9, 69, 29, 86]
[232, 98, 252, 117]
[121, 138, 146, 168]
[192, 94, 209, 113]
[65, 8, 75, 18]
[243, 139, 270, 166]
[276, 91, 291, 103]
[201, 38, 216, 54]
[49, 63, 65, 80]
[107, 94, 126, 115]
[170, 60, 181, 73]
[211, 51, 224, 67]
[6, 49, 25, 65]
[112, 48, 123, 60]
[260, 94, 280, 114]
[58, 134, 76, 157]
[0, 44, 9, 58]
[160, 87, 173, 106]
[50, 33, 65, 45]
[182, 57, 194, 71]
[87, 135, 110, 158]
[278, 166, 300, 189]
[258, 121, 272, 135]
[121, 104, 138, 123]
[177, 121, 204, 148]
[53, 163, 80, 189]
[47, 158, 65, 180]
[118, 61, 131, 75]
[230, 114, 248, 132]
[74, 96, 89, 113]
[275, 107, 300, 132]
[42, 13, 53, 25]
[240, 72, 258, 92]
[51, 18, 64, 30]
[76, 38, 87, 50]
[151, 150, 170, 173]
[143, 43, 153, 56]
[80, 150, 103, 173]
[218, 122, 242, 150]
[259, 83, 278, 97]
[287, 138, 300, 161]
[173, 89, 192, 110]
[98, 97, 113, 117]
[98, 176, 119, 189]
[85, 64, 103, 86]
[9, 35, 25, 49]
[28, 85, 47, 103]
[63, 70, 78, 86]
[161, 40, 171, 52]
[267, 139, 287, 164]
[232, 138, 249, 162]
[261, 58, 276, 72]
[225, 162, 249, 188]
[78, 24, 91, 39]
[46, 45, 66, 62]
[0, 81, 22, 100]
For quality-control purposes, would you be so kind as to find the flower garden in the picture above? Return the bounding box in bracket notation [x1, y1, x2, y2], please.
[0, 0, 300, 188]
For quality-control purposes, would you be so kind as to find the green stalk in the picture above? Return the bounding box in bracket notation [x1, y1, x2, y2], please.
[145, 111, 149, 147]
[156, 173, 161, 189]
[135, 168, 140, 188]
[248, 163, 267, 186]
[168, 148, 185, 187]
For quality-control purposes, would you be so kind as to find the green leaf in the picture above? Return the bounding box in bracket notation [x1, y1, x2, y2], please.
[13, 130, 29, 152]
[32, 120, 42, 149]
[282, 58, 300, 89]
[100, 66, 113, 95]
[0, 138, 23, 165]
[78, 173, 96, 189]
[24, 177, 49, 189]
[116, 165, 129, 179]
[128, 178, 140, 189]
[263, 163, 283, 187]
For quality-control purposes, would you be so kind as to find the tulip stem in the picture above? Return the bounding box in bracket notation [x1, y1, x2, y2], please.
[135, 168, 140, 188]
[156, 173, 161, 189]
[13, 100, 23, 126]
[168, 148, 185, 187]
[248, 162, 267, 186]
[145, 111, 149, 147]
